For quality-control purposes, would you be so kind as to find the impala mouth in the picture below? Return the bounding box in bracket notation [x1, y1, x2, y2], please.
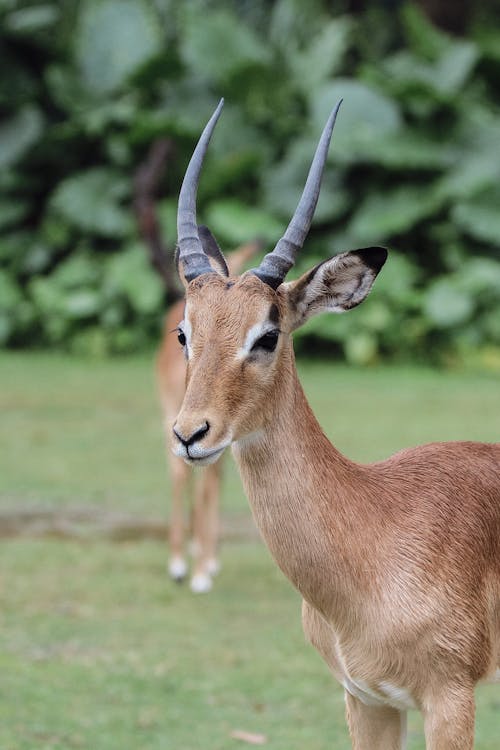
[173, 441, 229, 466]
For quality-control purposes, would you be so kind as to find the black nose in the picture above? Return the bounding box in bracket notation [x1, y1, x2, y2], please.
[173, 421, 210, 447]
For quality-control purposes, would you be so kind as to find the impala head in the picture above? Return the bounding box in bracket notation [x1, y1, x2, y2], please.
[173, 99, 387, 465]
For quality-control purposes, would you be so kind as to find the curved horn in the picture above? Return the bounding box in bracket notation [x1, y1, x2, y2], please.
[252, 99, 343, 289]
[177, 99, 224, 283]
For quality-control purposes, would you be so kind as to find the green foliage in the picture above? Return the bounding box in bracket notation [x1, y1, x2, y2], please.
[205, 199, 284, 245]
[0, 106, 45, 168]
[75, 0, 162, 95]
[1, 0, 499, 361]
[50, 168, 133, 237]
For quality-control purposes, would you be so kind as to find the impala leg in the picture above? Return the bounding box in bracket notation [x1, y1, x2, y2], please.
[202, 460, 222, 577]
[345, 691, 407, 750]
[167, 454, 190, 582]
[422, 686, 475, 750]
[190, 461, 221, 593]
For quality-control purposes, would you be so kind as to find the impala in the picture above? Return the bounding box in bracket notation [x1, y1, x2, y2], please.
[133, 137, 261, 592]
[172, 99, 500, 749]
[157, 239, 262, 592]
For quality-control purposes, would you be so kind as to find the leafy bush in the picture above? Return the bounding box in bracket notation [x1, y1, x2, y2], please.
[1, 0, 499, 363]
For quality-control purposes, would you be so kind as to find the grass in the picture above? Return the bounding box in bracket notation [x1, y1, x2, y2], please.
[0, 352, 499, 749]
[1, 351, 499, 515]
[0, 540, 499, 750]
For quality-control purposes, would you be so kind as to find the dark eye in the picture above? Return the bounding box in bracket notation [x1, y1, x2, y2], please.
[251, 330, 279, 353]
[177, 330, 186, 347]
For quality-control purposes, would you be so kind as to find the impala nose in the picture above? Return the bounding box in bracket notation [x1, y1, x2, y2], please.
[173, 421, 210, 447]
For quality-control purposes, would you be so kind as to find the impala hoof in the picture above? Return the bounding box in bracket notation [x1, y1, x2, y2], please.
[190, 573, 213, 594]
[168, 557, 188, 582]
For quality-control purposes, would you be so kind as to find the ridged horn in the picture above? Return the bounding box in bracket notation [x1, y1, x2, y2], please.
[251, 99, 343, 289]
[176, 99, 224, 283]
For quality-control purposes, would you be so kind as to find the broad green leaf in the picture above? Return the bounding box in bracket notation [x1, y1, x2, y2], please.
[435, 154, 500, 203]
[269, 0, 325, 52]
[0, 270, 22, 311]
[181, 8, 270, 82]
[382, 51, 441, 98]
[53, 253, 100, 289]
[152, 81, 220, 136]
[100, 301, 126, 328]
[29, 277, 66, 315]
[347, 186, 443, 243]
[359, 300, 392, 333]
[104, 243, 163, 314]
[475, 27, 500, 62]
[46, 65, 105, 115]
[433, 41, 478, 93]
[65, 290, 100, 319]
[0, 231, 30, 265]
[0, 199, 29, 231]
[455, 259, 500, 295]
[295, 308, 351, 343]
[262, 137, 349, 222]
[43, 316, 71, 343]
[358, 131, 455, 170]
[452, 199, 500, 246]
[311, 80, 401, 162]
[402, 3, 450, 59]
[204, 200, 284, 246]
[50, 168, 133, 237]
[291, 18, 352, 95]
[344, 332, 378, 365]
[0, 106, 44, 169]
[382, 39, 477, 101]
[4, 4, 59, 33]
[75, 0, 161, 95]
[373, 252, 421, 306]
[424, 280, 474, 328]
[21, 244, 52, 275]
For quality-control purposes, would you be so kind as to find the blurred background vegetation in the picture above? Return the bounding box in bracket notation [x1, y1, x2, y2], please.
[1, 0, 500, 365]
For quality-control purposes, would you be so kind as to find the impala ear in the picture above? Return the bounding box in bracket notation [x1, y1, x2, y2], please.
[281, 247, 387, 332]
[198, 225, 229, 276]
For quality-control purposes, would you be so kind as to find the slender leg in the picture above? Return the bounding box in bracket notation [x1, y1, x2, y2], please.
[422, 686, 475, 750]
[202, 460, 221, 576]
[345, 691, 407, 750]
[190, 460, 222, 593]
[167, 454, 190, 582]
[301, 601, 407, 750]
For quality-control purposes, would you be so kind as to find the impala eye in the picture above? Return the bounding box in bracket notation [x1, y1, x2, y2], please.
[177, 330, 186, 347]
[251, 330, 279, 353]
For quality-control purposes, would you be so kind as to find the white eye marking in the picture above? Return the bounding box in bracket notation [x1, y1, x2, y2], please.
[236, 322, 278, 360]
[181, 307, 193, 359]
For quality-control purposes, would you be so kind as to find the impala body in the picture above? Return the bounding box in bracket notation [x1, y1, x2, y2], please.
[171, 100, 500, 749]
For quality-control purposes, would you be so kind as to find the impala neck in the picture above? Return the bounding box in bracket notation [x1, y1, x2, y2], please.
[232, 347, 375, 624]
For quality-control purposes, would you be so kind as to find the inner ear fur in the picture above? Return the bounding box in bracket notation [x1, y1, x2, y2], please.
[282, 247, 387, 331]
[198, 225, 229, 276]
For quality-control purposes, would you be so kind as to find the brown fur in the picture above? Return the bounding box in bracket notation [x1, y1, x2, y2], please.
[173, 270, 500, 748]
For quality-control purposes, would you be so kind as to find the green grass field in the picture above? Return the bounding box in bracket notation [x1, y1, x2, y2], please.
[0, 353, 499, 749]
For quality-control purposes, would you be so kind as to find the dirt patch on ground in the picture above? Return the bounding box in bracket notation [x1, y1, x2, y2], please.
[0, 506, 258, 542]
